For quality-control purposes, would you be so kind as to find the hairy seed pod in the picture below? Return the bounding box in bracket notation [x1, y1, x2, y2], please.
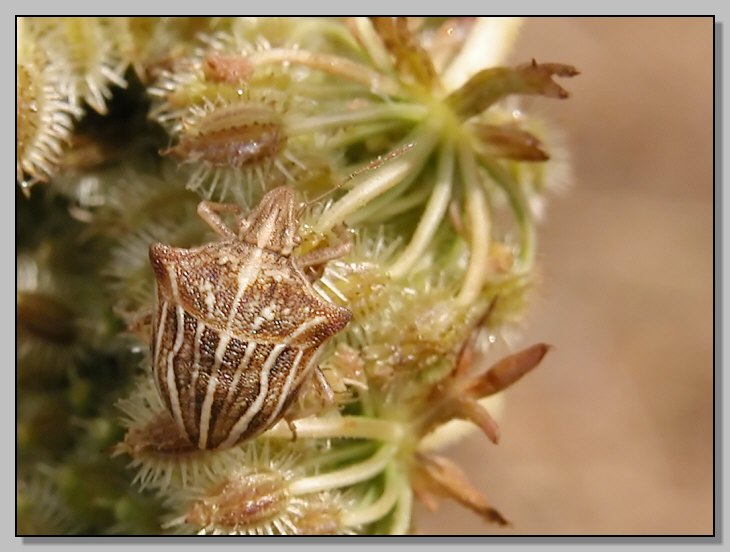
[162, 103, 285, 169]
[186, 471, 289, 530]
[149, 187, 352, 450]
[16, 18, 81, 190]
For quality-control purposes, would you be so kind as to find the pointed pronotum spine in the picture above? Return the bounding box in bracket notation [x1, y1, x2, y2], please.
[149, 187, 351, 450]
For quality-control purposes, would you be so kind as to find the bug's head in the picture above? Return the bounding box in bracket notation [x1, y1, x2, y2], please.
[239, 186, 300, 256]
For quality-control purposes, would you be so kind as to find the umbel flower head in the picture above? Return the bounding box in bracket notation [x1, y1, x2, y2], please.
[17, 17, 576, 535]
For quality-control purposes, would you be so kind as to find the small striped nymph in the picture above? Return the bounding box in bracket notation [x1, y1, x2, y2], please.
[149, 187, 352, 450]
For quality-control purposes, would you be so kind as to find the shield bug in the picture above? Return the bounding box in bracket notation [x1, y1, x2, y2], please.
[149, 186, 352, 450]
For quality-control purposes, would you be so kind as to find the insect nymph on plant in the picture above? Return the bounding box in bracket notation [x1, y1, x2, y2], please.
[149, 186, 352, 450]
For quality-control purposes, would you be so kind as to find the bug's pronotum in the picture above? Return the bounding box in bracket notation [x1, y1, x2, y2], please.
[149, 187, 351, 450]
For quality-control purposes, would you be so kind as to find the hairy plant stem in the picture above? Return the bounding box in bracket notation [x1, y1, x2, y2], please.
[388, 141, 455, 278]
[315, 124, 439, 233]
[361, 183, 434, 224]
[341, 463, 402, 527]
[390, 480, 414, 534]
[288, 443, 397, 495]
[297, 441, 376, 472]
[289, 18, 362, 52]
[263, 415, 405, 442]
[287, 104, 426, 135]
[248, 48, 402, 97]
[456, 141, 491, 306]
[323, 121, 403, 150]
[344, 169, 420, 227]
[348, 17, 396, 75]
[480, 157, 535, 269]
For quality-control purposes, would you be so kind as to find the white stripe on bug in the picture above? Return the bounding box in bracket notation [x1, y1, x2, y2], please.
[222, 207, 278, 333]
[257, 207, 280, 250]
[284, 314, 329, 343]
[192, 321, 205, 367]
[187, 320, 207, 428]
[219, 340, 258, 420]
[166, 263, 182, 304]
[152, 300, 168, 378]
[198, 332, 232, 448]
[166, 303, 187, 435]
[258, 318, 329, 430]
[261, 303, 277, 321]
[219, 343, 286, 449]
[266, 346, 324, 427]
[224, 249, 264, 333]
[202, 280, 216, 314]
[264, 348, 304, 427]
[217, 316, 328, 447]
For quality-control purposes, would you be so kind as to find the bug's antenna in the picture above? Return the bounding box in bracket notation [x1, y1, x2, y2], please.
[302, 142, 417, 210]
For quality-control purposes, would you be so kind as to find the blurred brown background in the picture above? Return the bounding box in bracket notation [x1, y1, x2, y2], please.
[414, 17, 714, 535]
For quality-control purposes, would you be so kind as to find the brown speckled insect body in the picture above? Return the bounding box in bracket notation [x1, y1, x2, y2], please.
[149, 187, 351, 450]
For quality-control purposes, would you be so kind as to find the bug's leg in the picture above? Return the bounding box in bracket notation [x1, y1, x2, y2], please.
[281, 368, 339, 434]
[298, 239, 353, 269]
[282, 366, 339, 441]
[129, 312, 153, 342]
[197, 201, 242, 239]
[113, 306, 153, 342]
[313, 367, 336, 409]
[298, 225, 353, 281]
[284, 417, 298, 442]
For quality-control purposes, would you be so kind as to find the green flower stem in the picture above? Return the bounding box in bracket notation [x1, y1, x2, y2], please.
[345, 169, 420, 227]
[441, 17, 524, 93]
[480, 157, 535, 269]
[298, 441, 376, 472]
[349, 17, 396, 75]
[287, 104, 426, 135]
[294, 82, 378, 101]
[323, 121, 403, 150]
[288, 444, 397, 495]
[263, 416, 405, 442]
[390, 478, 414, 535]
[388, 141, 455, 279]
[248, 48, 402, 97]
[315, 126, 439, 234]
[290, 18, 362, 52]
[341, 464, 401, 527]
[456, 141, 491, 306]
[360, 182, 433, 225]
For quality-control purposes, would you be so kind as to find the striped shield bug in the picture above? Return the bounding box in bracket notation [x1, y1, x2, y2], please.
[148, 187, 351, 450]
